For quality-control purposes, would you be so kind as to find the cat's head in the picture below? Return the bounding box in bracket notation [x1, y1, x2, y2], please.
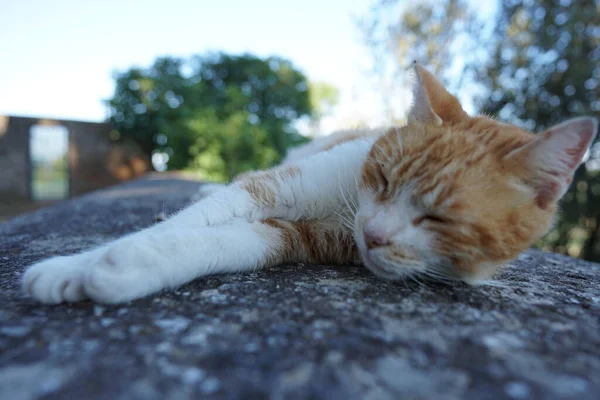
[355, 63, 598, 282]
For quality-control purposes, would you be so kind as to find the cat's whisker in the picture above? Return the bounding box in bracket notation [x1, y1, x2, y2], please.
[339, 160, 360, 214]
[334, 211, 355, 231]
[398, 274, 408, 287]
[415, 272, 435, 289]
[474, 279, 509, 289]
[337, 175, 358, 220]
[422, 262, 462, 284]
[408, 273, 428, 289]
[422, 270, 456, 284]
[340, 214, 355, 228]
[346, 185, 359, 211]
[338, 188, 354, 216]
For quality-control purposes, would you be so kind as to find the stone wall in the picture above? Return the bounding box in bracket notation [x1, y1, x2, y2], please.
[0, 115, 149, 201]
[0, 116, 30, 199]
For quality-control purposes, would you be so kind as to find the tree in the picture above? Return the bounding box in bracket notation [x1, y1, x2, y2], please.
[359, 0, 484, 119]
[308, 82, 339, 135]
[480, 0, 600, 260]
[107, 53, 312, 179]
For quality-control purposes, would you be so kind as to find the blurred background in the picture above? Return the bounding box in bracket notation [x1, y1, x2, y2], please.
[0, 0, 599, 261]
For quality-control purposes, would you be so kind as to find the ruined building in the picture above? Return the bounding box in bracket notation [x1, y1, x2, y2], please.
[0, 115, 148, 206]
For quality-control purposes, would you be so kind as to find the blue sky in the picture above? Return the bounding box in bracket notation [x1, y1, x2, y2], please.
[0, 0, 386, 131]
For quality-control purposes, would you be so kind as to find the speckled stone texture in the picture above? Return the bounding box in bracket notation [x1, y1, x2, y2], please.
[1, 175, 600, 400]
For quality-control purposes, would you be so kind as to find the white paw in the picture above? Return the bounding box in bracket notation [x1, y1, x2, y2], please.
[22, 255, 91, 304]
[82, 241, 162, 304]
[23, 238, 167, 305]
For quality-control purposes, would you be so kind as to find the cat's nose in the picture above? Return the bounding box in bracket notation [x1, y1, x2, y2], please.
[364, 226, 391, 249]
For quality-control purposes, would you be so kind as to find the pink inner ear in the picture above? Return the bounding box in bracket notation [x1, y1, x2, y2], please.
[530, 117, 598, 208]
[536, 181, 560, 209]
[564, 129, 594, 169]
[535, 169, 574, 209]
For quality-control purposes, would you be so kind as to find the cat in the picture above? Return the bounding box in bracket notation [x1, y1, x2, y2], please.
[22, 63, 598, 304]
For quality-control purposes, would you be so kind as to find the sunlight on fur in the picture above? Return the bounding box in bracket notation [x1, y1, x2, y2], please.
[22, 63, 598, 304]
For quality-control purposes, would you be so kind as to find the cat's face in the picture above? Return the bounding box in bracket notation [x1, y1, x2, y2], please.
[355, 63, 598, 282]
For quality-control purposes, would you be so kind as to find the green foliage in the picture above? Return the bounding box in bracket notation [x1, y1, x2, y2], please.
[107, 53, 312, 179]
[309, 82, 339, 118]
[481, 0, 599, 129]
[31, 157, 69, 200]
[184, 110, 279, 181]
[307, 81, 340, 134]
[480, 0, 600, 261]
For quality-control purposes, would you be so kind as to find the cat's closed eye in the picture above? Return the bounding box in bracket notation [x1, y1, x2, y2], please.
[376, 161, 389, 188]
[412, 215, 447, 226]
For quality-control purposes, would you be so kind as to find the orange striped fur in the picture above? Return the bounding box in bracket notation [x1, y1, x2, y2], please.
[357, 64, 597, 281]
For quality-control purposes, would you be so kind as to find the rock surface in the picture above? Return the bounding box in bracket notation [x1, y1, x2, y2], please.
[1, 175, 600, 400]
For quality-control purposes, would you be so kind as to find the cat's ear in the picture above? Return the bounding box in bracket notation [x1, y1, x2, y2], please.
[509, 117, 598, 208]
[407, 62, 468, 126]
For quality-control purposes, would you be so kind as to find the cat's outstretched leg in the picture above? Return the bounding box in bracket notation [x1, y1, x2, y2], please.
[23, 218, 355, 304]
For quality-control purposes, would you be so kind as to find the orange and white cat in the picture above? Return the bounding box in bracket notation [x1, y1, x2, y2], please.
[22, 63, 598, 304]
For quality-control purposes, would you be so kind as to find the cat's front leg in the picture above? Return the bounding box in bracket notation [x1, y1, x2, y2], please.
[22, 220, 279, 304]
[81, 223, 274, 303]
[23, 217, 355, 304]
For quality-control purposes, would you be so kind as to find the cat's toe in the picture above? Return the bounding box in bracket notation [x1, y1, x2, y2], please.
[22, 257, 88, 304]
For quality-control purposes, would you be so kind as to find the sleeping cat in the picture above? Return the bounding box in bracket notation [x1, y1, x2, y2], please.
[22, 63, 598, 304]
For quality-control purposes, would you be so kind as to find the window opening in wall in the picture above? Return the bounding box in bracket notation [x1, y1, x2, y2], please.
[29, 125, 69, 200]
